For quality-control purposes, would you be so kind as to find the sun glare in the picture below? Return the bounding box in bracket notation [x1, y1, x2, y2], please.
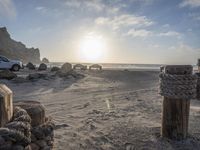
[79, 34, 106, 62]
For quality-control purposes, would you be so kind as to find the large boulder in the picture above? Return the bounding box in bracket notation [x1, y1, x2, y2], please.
[56, 63, 72, 77]
[26, 62, 36, 70]
[61, 63, 72, 73]
[73, 64, 87, 70]
[0, 70, 17, 80]
[51, 66, 60, 72]
[89, 64, 102, 70]
[42, 58, 49, 63]
[38, 63, 47, 71]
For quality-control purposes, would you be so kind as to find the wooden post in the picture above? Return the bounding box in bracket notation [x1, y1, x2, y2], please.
[161, 65, 192, 140]
[198, 59, 200, 72]
[0, 84, 13, 127]
[14, 101, 45, 127]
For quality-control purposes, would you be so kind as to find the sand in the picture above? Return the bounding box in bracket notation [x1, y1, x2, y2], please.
[1, 69, 200, 150]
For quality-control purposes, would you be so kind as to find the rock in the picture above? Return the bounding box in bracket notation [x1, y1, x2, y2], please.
[0, 135, 5, 145]
[38, 63, 47, 71]
[29, 143, 40, 150]
[41, 146, 51, 150]
[12, 77, 27, 83]
[26, 62, 36, 70]
[0, 141, 12, 149]
[50, 67, 60, 72]
[0, 27, 41, 64]
[14, 101, 45, 127]
[42, 58, 49, 63]
[57, 70, 84, 79]
[0, 70, 17, 80]
[24, 145, 32, 150]
[27, 73, 47, 80]
[47, 140, 54, 147]
[56, 63, 73, 77]
[11, 145, 25, 150]
[36, 140, 47, 148]
[73, 64, 87, 70]
[89, 64, 102, 70]
[60, 63, 72, 73]
[32, 128, 45, 139]
[31, 134, 37, 142]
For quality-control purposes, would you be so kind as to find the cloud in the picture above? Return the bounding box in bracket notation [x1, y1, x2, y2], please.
[179, 0, 200, 8]
[126, 29, 152, 37]
[189, 13, 200, 21]
[158, 31, 182, 38]
[64, 0, 105, 12]
[0, 0, 16, 18]
[95, 14, 154, 30]
[168, 43, 200, 64]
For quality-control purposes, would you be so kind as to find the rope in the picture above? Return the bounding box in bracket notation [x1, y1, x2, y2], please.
[159, 72, 198, 99]
[196, 73, 200, 99]
[0, 106, 32, 146]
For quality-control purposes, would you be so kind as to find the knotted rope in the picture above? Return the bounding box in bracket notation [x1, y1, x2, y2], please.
[0, 106, 31, 146]
[196, 73, 200, 99]
[159, 72, 198, 99]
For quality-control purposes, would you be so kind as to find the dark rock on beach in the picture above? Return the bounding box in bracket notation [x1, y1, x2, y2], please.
[27, 73, 48, 80]
[42, 58, 49, 63]
[51, 67, 60, 72]
[38, 63, 47, 71]
[0, 70, 17, 80]
[26, 62, 36, 70]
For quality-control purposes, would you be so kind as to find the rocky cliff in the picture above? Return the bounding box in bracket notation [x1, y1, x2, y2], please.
[0, 27, 41, 63]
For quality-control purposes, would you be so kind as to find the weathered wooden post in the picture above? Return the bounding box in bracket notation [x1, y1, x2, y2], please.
[159, 65, 197, 140]
[0, 84, 13, 127]
[14, 101, 45, 127]
[198, 59, 200, 72]
[196, 59, 200, 100]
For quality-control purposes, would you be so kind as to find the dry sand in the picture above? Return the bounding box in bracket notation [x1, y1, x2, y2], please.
[1, 69, 200, 150]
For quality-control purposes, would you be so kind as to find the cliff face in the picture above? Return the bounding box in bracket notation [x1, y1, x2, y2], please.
[0, 27, 41, 63]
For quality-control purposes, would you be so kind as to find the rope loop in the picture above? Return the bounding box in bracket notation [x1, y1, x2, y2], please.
[159, 72, 198, 99]
[0, 106, 32, 146]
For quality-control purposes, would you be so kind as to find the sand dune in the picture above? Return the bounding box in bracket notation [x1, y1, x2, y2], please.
[1, 69, 200, 150]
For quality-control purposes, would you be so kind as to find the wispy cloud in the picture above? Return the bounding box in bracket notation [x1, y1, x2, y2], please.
[0, 0, 16, 18]
[95, 14, 154, 30]
[179, 0, 200, 8]
[64, 0, 105, 12]
[168, 43, 200, 64]
[158, 31, 182, 38]
[189, 13, 200, 21]
[126, 29, 152, 37]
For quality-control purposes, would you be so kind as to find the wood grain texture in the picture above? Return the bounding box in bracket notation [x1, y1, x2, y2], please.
[0, 84, 13, 127]
[14, 101, 45, 127]
[161, 65, 192, 140]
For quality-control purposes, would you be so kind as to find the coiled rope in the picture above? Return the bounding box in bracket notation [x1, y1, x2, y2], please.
[196, 73, 200, 99]
[159, 72, 198, 99]
[0, 107, 31, 146]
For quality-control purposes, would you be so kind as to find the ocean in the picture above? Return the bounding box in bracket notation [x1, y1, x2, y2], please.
[47, 62, 198, 71]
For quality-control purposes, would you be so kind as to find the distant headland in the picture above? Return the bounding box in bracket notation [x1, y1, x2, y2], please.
[0, 27, 41, 63]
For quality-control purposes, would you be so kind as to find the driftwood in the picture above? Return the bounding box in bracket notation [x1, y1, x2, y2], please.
[14, 101, 45, 127]
[0, 84, 13, 127]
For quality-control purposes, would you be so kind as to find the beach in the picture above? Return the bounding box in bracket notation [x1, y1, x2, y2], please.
[1, 68, 200, 150]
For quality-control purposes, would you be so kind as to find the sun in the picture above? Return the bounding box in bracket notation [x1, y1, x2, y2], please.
[79, 34, 106, 62]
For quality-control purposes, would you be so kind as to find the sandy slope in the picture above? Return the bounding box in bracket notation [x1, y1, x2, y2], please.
[1, 69, 200, 150]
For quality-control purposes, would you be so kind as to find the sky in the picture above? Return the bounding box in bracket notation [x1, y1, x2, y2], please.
[0, 0, 200, 64]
